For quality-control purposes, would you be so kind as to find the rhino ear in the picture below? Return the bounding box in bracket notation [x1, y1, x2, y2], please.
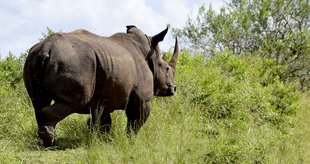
[151, 27, 168, 48]
[126, 25, 136, 33]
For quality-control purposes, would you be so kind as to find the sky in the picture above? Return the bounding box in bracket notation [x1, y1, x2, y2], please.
[0, 0, 227, 57]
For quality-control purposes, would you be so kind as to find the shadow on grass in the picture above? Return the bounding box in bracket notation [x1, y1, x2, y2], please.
[54, 137, 85, 150]
[25, 136, 88, 151]
[24, 130, 114, 151]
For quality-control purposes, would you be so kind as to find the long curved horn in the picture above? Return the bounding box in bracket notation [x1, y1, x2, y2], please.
[169, 37, 179, 69]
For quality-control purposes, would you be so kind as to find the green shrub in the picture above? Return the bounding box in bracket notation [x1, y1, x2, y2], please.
[175, 51, 301, 162]
[0, 53, 26, 88]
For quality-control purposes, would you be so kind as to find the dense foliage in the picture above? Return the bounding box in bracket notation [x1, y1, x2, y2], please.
[173, 0, 310, 90]
[0, 53, 26, 88]
[175, 51, 301, 162]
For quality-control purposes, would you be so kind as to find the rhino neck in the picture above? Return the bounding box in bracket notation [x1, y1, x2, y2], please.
[111, 33, 150, 59]
[146, 52, 158, 94]
[147, 54, 155, 76]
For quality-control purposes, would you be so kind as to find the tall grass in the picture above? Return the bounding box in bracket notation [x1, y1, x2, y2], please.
[297, 92, 310, 163]
[0, 51, 306, 163]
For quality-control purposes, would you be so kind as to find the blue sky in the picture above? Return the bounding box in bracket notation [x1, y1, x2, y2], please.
[0, 0, 227, 57]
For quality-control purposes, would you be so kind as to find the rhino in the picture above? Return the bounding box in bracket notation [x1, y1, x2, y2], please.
[23, 25, 179, 147]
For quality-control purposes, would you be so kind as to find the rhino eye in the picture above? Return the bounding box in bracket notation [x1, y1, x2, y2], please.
[166, 67, 169, 71]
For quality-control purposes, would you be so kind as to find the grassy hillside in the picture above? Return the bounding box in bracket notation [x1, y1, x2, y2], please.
[0, 52, 307, 163]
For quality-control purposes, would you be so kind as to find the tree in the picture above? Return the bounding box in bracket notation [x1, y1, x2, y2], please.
[40, 27, 55, 41]
[173, 0, 310, 89]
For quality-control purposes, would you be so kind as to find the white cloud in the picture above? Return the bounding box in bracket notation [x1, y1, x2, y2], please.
[0, 0, 227, 57]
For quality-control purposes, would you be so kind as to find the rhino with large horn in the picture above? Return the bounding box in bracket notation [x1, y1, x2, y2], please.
[23, 25, 179, 147]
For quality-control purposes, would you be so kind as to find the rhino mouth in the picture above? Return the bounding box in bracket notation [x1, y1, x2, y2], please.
[166, 86, 176, 96]
[155, 85, 176, 97]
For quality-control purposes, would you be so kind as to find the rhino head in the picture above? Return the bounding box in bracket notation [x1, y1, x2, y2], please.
[149, 28, 179, 96]
[126, 26, 179, 96]
[151, 35, 179, 97]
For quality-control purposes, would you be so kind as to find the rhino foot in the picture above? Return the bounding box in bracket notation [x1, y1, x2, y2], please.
[38, 126, 56, 147]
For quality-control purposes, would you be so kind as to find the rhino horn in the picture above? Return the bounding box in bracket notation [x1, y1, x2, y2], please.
[151, 27, 168, 48]
[169, 37, 179, 69]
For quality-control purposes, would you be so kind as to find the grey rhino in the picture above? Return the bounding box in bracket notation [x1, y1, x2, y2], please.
[23, 25, 179, 147]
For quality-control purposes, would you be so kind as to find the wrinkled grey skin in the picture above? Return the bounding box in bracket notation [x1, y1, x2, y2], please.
[23, 26, 179, 147]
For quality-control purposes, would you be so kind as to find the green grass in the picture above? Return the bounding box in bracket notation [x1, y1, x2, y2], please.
[0, 87, 208, 163]
[0, 53, 308, 163]
[298, 92, 310, 163]
[1, 90, 307, 163]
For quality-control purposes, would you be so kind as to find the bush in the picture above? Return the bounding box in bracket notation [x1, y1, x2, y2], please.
[0, 53, 26, 88]
[175, 51, 301, 162]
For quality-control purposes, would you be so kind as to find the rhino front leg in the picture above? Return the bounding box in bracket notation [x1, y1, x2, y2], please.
[87, 113, 112, 133]
[88, 106, 112, 133]
[126, 100, 150, 136]
[100, 113, 112, 133]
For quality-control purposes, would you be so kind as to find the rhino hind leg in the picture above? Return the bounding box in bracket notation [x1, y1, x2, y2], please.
[38, 125, 55, 147]
[39, 102, 77, 147]
[31, 95, 52, 128]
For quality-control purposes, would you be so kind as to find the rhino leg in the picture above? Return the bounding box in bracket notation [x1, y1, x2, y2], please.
[39, 102, 76, 147]
[87, 113, 112, 133]
[88, 106, 103, 131]
[126, 99, 150, 136]
[100, 113, 112, 133]
[32, 96, 52, 128]
[38, 125, 56, 147]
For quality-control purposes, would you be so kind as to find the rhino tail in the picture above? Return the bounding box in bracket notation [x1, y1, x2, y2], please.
[24, 42, 52, 113]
